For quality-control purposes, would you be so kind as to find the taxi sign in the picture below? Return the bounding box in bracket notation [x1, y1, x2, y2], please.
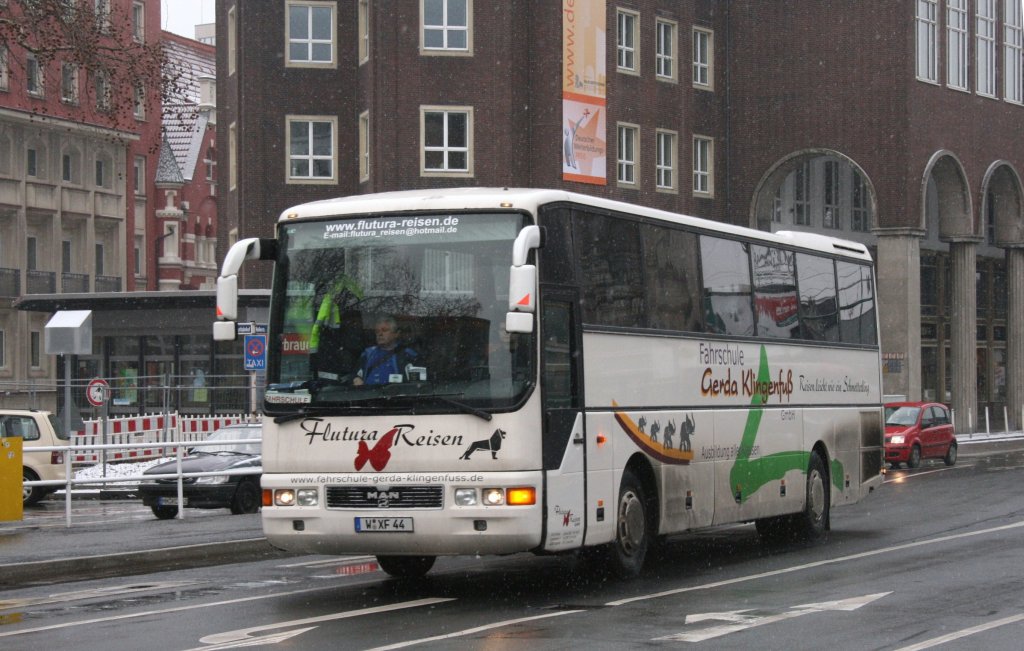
[244, 334, 267, 371]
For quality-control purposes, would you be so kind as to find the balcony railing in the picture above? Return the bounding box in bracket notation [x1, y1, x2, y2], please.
[62, 272, 90, 293]
[0, 268, 20, 297]
[95, 275, 122, 292]
[26, 270, 56, 294]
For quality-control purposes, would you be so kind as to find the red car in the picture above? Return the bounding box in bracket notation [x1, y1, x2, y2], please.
[884, 402, 957, 469]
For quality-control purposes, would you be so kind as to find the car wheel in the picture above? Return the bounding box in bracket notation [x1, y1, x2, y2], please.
[230, 480, 261, 515]
[22, 468, 46, 506]
[151, 505, 178, 520]
[376, 555, 436, 579]
[610, 469, 651, 578]
[907, 444, 922, 469]
[944, 442, 958, 466]
[793, 451, 830, 541]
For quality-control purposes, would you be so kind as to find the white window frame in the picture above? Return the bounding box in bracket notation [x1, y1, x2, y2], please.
[851, 172, 870, 232]
[229, 122, 237, 190]
[616, 122, 639, 186]
[655, 129, 677, 192]
[61, 62, 78, 104]
[228, 5, 237, 76]
[134, 235, 144, 276]
[0, 46, 8, 92]
[947, 0, 968, 91]
[420, 0, 472, 55]
[133, 84, 146, 120]
[616, 9, 639, 74]
[95, 0, 110, 31]
[285, 1, 337, 68]
[794, 161, 811, 225]
[132, 1, 145, 42]
[1006, 0, 1024, 104]
[916, 0, 939, 83]
[134, 155, 146, 195]
[823, 160, 840, 229]
[286, 115, 338, 184]
[94, 70, 110, 111]
[27, 54, 44, 97]
[692, 135, 713, 197]
[358, 0, 370, 63]
[421, 106, 473, 176]
[977, 0, 997, 97]
[693, 27, 714, 90]
[359, 110, 370, 182]
[656, 18, 677, 82]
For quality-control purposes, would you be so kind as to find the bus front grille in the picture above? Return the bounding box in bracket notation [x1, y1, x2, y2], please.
[325, 485, 444, 509]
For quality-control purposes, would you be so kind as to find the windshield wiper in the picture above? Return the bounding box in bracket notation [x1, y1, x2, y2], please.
[372, 386, 493, 421]
[432, 395, 492, 421]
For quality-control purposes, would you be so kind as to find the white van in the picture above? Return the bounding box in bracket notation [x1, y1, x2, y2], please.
[1, 410, 69, 505]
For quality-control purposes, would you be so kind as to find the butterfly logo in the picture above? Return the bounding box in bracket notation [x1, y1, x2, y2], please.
[354, 427, 399, 471]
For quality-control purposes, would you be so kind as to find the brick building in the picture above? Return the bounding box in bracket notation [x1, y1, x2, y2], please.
[218, 0, 1024, 432]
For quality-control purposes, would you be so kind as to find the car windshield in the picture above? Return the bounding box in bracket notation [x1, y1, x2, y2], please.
[264, 211, 535, 415]
[885, 406, 921, 426]
[200, 427, 261, 455]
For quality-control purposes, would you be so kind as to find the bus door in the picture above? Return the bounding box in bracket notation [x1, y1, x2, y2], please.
[539, 289, 587, 552]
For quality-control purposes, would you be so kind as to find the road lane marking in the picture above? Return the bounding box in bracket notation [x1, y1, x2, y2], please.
[893, 612, 1024, 650]
[0, 581, 201, 611]
[605, 519, 1024, 606]
[653, 592, 890, 642]
[192, 598, 455, 648]
[361, 610, 586, 651]
[277, 555, 376, 568]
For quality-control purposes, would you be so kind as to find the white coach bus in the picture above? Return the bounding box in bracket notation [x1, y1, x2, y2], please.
[214, 188, 884, 579]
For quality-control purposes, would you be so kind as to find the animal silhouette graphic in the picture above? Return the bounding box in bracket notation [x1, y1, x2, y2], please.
[354, 427, 399, 471]
[663, 420, 676, 450]
[460, 429, 507, 460]
[637, 416, 647, 434]
[679, 413, 696, 451]
[649, 420, 661, 444]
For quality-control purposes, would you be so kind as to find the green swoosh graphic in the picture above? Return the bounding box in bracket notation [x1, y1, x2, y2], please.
[729, 345, 844, 503]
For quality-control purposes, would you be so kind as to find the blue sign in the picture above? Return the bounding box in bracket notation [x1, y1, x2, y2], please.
[243, 334, 267, 371]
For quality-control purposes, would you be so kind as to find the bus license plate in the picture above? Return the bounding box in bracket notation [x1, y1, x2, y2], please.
[355, 517, 413, 533]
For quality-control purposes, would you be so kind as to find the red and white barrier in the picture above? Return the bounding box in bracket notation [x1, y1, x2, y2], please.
[71, 413, 256, 464]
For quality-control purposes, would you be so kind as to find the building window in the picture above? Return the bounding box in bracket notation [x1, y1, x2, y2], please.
[851, 172, 869, 232]
[422, 0, 470, 53]
[30, 331, 41, 368]
[655, 129, 676, 191]
[27, 54, 43, 97]
[823, 160, 840, 229]
[95, 243, 105, 276]
[133, 84, 145, 120]
[794, 161, 811, 225]
[62, 151, 79, 183]
[1006, 0, 1024, 104]
[134, 235, 143, 276]
[27, 236, 37, 271]
[62, 240, 72, 274]
[0, 46, 8, 92]
[359, 110, 370, 182]
[227, 5, 237, 76]
[656, 19, 676, 81]
[132, 1, 145, 42]
[616, 123, 638, 185]
[60, 63, 78, 103]
[229, 122, 237, 190]
[287, 116, 336, 182]
[94, 0, 110, 30]
[977, 0, 996, 96]
[421, 107, 472, 175]
[95, 158, 105, 187]
[286, 1, 336, 66]
[773, 187, 783, 223]
[94, 70, 110, 111]
[916, 0, 938, 82]
[134, 155, 146, 195]
[947, 0, 968, 90]
[693, 27, 713, 89]
[692, 135, 713, 196]
[27, 148, 37, 177]
[617, 9, 639, 73]
[0, 330, 5, 368]
[359, 0, 370, 63]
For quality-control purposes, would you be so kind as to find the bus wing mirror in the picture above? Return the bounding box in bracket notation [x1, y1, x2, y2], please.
[508, 265, 536, 313]
[512, 225, 542, 267]
[214, 237, 276, 340]
[506, 311, 533, 334]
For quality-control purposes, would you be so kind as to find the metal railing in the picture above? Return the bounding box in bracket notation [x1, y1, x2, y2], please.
[26, 269, 56, 294]
[61, 272, 90, 293]
[23, 437, 261, 528]
[95, 275, 122, 292]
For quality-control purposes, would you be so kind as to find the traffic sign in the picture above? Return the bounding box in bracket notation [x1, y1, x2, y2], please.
[236, 322, 268, 336]
[86, 378, 109, 407]
[244, 334, 267, 371]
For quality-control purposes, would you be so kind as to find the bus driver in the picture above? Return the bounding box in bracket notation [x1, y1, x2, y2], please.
[352, 316, 419, 386]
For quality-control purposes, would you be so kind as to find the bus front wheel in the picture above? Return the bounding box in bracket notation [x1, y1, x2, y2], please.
[794, 450, 830, 540]
[610, 469, 651, 578]
[376, 554, 436, 579]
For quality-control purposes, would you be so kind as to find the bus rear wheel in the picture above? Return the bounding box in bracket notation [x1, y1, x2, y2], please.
[376, 554, 436, 579]
[610, 469, 651, 578]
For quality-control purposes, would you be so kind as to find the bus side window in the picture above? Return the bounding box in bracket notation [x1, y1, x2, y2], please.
[699, 236, 755, 336]
[541, 301, 577, 409]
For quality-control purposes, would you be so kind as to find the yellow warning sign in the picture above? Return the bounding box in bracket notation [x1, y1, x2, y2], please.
[0, 436, 23, 521]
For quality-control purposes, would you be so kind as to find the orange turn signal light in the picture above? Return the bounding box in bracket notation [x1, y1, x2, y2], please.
[506, 487, 536, 506]
[262, 489, 273, 507]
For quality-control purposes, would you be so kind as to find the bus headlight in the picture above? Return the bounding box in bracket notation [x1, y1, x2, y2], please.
[454, 488, 478, 506]
[274, 489, 296, 506]
[296, 489, 318, 506]
[482, 488, 505, 505]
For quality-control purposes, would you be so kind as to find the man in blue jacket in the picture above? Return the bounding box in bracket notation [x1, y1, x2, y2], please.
[353, 316, 418, 386]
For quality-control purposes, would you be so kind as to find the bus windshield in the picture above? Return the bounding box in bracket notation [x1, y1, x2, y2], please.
[264, 211, 534, 414]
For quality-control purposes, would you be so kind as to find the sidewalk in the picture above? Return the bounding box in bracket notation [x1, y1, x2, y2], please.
[3, 431, 1022, 590]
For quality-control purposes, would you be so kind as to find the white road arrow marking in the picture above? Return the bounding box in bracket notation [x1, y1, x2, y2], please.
[194, 626, 316, 650]
[190, 597, 454, 649]
[654, 592, 891, 643]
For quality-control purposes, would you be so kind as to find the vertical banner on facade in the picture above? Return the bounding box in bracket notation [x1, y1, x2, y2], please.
[563, 0, 607, 185]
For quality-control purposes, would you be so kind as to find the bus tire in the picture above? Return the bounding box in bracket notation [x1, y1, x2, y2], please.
[794, 450, 830, 540]
[610, 469, 651, 579]
[376, 554, 436, 579]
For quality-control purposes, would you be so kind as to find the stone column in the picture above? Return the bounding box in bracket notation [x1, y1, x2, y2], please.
[949, 240, 978, 433]
[874, 229, 923, 401]
[1007, 248, 1024, 429]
